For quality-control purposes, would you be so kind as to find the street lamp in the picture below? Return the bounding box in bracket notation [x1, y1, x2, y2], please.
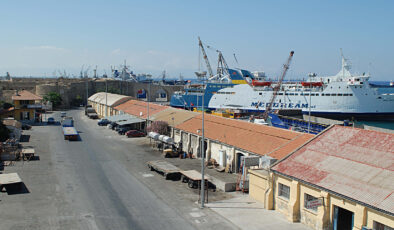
[200, 78, 206, 208]
[105, 78, 108, 118]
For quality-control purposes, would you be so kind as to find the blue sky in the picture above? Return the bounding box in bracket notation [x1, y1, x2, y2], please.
[0, 0, 393, 80]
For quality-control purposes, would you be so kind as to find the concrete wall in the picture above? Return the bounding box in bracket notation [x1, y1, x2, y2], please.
[1, 78, 183, 108]
[249, 169, 273, 210]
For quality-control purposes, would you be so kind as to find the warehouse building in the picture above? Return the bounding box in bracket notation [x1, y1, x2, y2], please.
[174, 114, 313, 173]
[88, 92, 132, 118]
[269, 125, 394, 230]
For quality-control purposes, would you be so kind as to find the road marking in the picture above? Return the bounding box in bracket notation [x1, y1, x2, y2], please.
[142, 173, 154, 178]
[189, 212, 205, 218]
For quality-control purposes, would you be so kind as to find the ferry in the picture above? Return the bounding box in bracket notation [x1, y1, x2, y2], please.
[208, 55, 394, 120]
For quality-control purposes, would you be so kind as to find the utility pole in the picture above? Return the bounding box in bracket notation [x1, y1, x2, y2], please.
[86, 78, 88, 106]
[200, 79, 206, 208]
[105, 79, 108, 117]
[308, 90, 311, 133]
[147, 82, 150, 130]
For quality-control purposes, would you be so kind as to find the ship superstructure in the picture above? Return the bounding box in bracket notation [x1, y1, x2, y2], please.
[208, 55, 394, 120]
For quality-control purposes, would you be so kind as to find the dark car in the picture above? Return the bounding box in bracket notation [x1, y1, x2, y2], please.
[117, 127, 131, 135]
[97, 119, 110, 126]
[47, 117, 55, 124]
[110, 122, 118, 130]
[125, 130, 145, 138]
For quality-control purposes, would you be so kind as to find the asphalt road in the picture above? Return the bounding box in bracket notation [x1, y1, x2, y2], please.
[0, 109, 237, 230]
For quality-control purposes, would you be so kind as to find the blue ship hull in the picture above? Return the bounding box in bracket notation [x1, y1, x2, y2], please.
[170, 83, 235, 109]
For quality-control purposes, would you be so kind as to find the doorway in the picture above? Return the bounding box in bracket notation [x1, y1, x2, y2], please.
[333, 206, 354, 230]
[236, 153, 244, 173]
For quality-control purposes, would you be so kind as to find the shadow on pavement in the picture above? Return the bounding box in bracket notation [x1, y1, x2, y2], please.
[20, 135, 31, 142]
[2, 182, 30, 195]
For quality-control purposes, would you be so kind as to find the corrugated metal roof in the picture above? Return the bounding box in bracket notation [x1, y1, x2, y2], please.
[150, 107, 198, 126]
[272, 125, 394, 215]
[116, 117, 144, 126]
[175, 114, 313, 158]
[106, 114, 134, 122]
[12, 90, 42, 101]
[113, 100, 168, 119]
[88, 92, 132, 107]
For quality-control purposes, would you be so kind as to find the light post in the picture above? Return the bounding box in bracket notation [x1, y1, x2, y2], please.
[200, 79, 205, 208]
[105, 79, 108, 118]
[147, 82, 150, 132]
[308, 89, 311, 133]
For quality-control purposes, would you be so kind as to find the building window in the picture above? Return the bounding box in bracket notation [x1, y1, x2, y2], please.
[374, 221, 394, 230]
[304, 193, 318, 211]
[20, 100, 30, 105]
[278, 183, 290, 199]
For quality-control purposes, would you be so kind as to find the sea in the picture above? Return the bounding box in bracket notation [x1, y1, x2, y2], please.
[356, 121, 394, 131]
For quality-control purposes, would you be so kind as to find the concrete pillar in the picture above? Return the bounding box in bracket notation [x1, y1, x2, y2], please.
[265, 172, 275, 210]
[187, 133, 191, 154]
[317, 191, 331, 229]
[288, 180, 300, 222]
[206, 139, 211, 160]
[354, 203, 367, 230]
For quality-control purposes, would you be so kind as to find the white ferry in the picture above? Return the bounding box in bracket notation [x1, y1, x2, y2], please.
[208, 55, 394, 120]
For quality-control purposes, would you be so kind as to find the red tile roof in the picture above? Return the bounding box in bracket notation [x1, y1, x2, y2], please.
[114, 100, 168, 119]
[272, 125, 394, 215]
[175, 114, 313, 159]
[12, 90, 42, 101]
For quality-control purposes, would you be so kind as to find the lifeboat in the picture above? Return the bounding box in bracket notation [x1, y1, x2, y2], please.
[301, 82, 323, 87]
[252, 80, 272, 87]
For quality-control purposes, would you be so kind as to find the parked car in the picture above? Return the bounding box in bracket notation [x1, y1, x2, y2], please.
[47, 117, 55, 124]
[97, 119, 110, 126]
[110, 122, 118, 130]
[125, 130, 145, 138]
[117, 127, 131, 135]
[60, 112, 66, 117]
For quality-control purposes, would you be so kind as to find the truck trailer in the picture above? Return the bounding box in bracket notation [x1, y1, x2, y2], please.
[62, 117, 79, 141]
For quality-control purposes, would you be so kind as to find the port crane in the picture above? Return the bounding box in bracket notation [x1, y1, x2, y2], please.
[262, 51, 294, 120]
[196, 37, 214, 80]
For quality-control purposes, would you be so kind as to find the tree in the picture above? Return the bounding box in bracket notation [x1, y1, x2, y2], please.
[43, 92, 62, 107]
[71, 95, 83, 106]
[0, 101, 13, 109]
[147, 121, 169, 135]
[0, 122, 10, 142]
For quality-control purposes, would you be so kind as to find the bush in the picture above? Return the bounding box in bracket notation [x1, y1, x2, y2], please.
[0, 101, 13, 109]
[147, 121, 169, 135]
[0, 123, 10, 142]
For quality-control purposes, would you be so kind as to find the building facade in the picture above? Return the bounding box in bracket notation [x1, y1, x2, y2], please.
[269, 126, 394, 230]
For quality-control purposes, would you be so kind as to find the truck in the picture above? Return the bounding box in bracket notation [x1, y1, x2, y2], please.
[85, 107, 99, 119]
[61, 117, 79, 141]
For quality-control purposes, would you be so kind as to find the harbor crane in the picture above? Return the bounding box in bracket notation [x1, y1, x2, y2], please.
[262, 51, 294, 120]
[197, 37, 214, 79]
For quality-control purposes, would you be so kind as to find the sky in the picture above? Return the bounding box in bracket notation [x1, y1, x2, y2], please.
[0, 0, 393, 80]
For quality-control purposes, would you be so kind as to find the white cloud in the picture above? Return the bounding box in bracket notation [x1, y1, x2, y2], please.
[110, 49, 121, 56]
[22, 45, 69, 52]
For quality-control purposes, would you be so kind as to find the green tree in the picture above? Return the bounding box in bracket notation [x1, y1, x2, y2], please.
[71, 95, 83, 106]
[43, 92, 62, 107]
[0, 101, 14, 109]
[0, 122, 10, 142]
